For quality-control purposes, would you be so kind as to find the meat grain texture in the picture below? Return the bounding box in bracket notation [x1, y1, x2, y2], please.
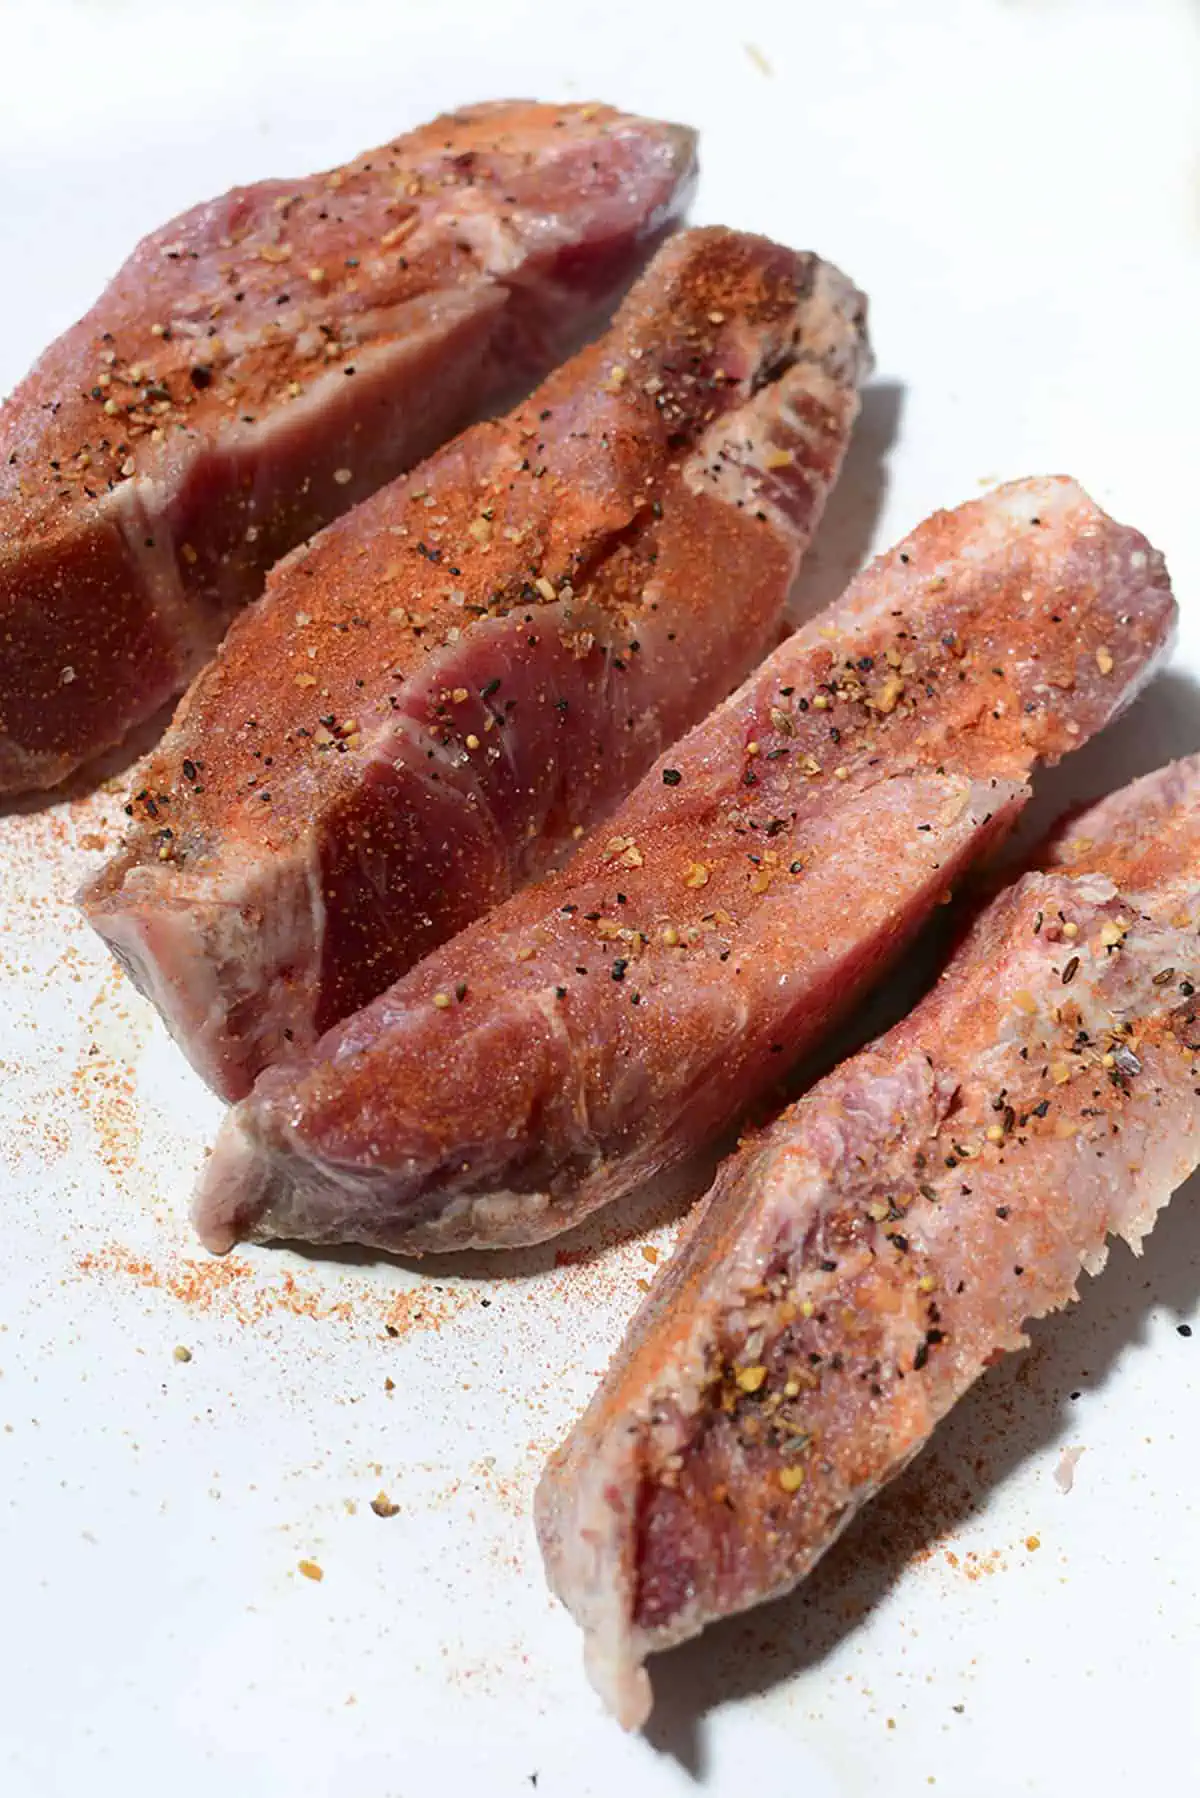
[85, 228, 870, 1097]
[536, 754, 1200, 1726]
[0, 100, 697, 793]
[193, 477, 1175, 1253]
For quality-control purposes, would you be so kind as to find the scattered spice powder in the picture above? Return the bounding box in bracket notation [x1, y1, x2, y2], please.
[75, 1242, 469, 1337]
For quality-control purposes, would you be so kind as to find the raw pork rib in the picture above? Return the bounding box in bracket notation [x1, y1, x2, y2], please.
[85, 228, 870, 1098]
[536, 755, 1200, 1726]
[193, 477, 1174, 1252]
[0, 100, 696, 792]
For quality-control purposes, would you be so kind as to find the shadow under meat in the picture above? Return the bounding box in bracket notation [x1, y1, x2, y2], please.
[787, 378, 905, 627]
[645, 1160, 1200, 1772]
[1004, 664, 1200, 865]
[0, 697, 177, 821]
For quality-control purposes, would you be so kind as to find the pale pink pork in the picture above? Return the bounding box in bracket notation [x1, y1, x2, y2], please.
[193, 477, 1174, 1253]
[1, 100, 697, 792]
[84, 228, 870, 1097]
[537, 754, 1200, 1725]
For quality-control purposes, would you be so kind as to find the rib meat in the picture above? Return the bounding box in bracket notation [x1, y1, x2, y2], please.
[193, 477, 1174, 1251]
[0, 100, 697, 793]
[84, 228, 870, 1098]
[536, 753, 1200, 1725]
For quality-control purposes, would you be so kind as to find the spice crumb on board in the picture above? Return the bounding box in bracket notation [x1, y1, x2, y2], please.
[297, 1558, 324, 1582]
[370, 1490, 400, 1518]
[1054, 1446, 1085, 1493]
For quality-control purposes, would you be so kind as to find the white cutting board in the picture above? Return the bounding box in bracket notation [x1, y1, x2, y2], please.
[1, 2, 1198, 1794]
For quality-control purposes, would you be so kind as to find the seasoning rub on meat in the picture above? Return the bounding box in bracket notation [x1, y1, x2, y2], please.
[0, 101, 697, 792]
[85, 228, 869, 1098]
[537, 753, 1200, 1726]
[193, 477, 1174, 1253]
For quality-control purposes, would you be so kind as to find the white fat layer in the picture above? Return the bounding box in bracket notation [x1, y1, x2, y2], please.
[107, 477, 199, 663]
[94, 837, 323, 1097]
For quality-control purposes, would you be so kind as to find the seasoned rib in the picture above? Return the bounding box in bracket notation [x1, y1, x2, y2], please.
[535, 753, 1200, 1726]
[0, 100, 697, 794]
[193, 477, 1174, 1251]
[84, 228, 870, 1099]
